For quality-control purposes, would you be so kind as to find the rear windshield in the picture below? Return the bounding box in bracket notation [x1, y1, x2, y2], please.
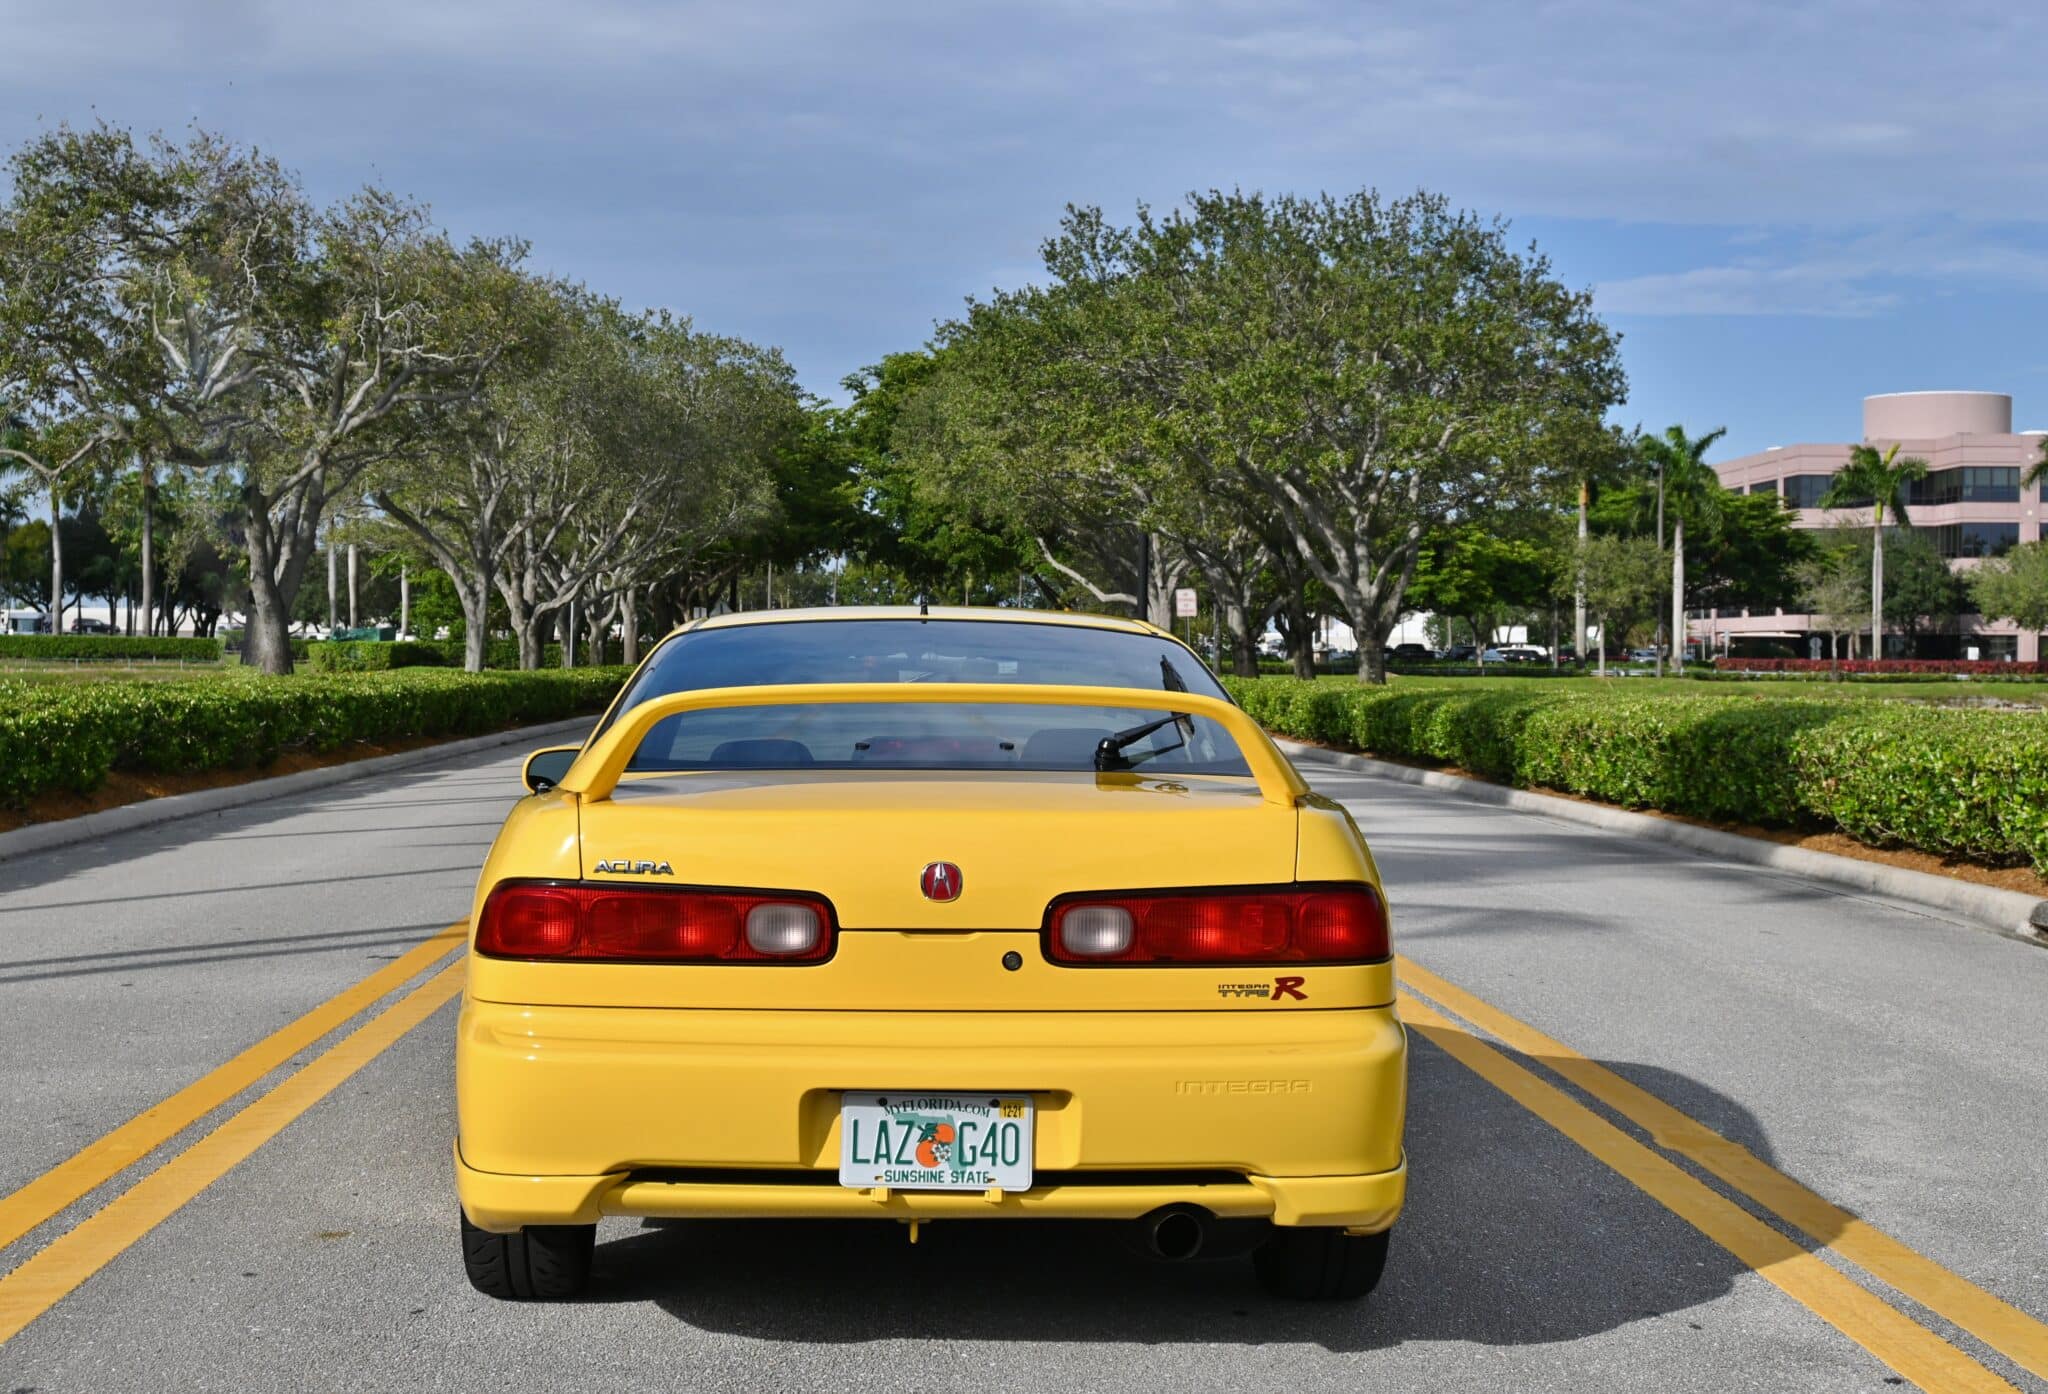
[603, 618, 1245, 775]
[624, 702, 1251, 776]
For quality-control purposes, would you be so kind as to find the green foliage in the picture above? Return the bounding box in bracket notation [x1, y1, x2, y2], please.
[1968, 541, 2048, 633]
[306, 640, 448, 672]
[0, 634, 221, 661]
[1226, 676, 2048, 873]
[0, 667, 628, 807]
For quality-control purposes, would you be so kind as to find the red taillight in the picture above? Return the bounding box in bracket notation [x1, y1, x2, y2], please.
[476, 881, 834, 963]
[1045, 885, 1388, 965]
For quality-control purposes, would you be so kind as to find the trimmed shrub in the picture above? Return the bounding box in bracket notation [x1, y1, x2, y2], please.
[1719, 657, 2048, 677]
[0, 635, 222, 662]
[1224, 676, 2048, 873]
[217, 632, 313, 661]
[306, 640, 450, 672]
[0, 667, 630, 808]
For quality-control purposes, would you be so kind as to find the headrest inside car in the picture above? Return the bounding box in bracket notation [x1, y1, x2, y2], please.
[707, 738, 816, 767]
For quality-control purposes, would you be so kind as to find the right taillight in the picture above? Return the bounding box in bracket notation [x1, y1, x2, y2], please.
[1045, 884, 1388, 965]
[475, 881, 834, 963]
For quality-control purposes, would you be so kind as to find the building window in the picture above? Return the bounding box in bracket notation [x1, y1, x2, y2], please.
[1907, 467, 2020, 506]
[1747, 480, 1777, 495]
[1927, 522, 2019, 558]
[1783, 474, 1842, 509]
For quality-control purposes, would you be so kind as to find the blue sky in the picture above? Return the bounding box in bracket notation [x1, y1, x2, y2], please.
[7, 0, 2048, 458]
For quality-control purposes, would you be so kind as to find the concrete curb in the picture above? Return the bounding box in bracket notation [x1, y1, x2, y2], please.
[1278, 739, 2048, 949]
[0, 717, 594, 865]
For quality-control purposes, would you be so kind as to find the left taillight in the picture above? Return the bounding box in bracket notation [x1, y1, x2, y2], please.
[1045, 884, 1389, 965]
[475, 881, 835, 963]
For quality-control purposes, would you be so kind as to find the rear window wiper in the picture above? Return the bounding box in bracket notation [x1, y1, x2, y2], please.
[1095, 714, 1190, 772]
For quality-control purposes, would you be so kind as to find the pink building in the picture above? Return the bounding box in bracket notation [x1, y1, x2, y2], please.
[1703, 392, 2044, 663]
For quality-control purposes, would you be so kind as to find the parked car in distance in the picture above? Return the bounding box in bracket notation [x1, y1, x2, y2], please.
[1387, 643, 1434, 663]
[69, 617, 115, 634]
[1495, 647, 1544, 664]
[1439, 644, 1476, 662]
[1626, 647, 1661, 665]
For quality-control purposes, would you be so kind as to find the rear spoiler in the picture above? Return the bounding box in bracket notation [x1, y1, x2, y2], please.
[553, 682, 1309, 807]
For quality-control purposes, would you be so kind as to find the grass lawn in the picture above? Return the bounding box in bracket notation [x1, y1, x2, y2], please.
[0, 660, 233, 685]
[1307, 671, 2048, 707]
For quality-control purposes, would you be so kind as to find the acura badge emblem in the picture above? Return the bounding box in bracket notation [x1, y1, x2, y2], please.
[920, 861, 963, 902]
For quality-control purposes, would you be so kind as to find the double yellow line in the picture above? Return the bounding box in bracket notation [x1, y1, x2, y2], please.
[5, 925, 2045, 1391]
[1398, 959, 2048, 1394]
[0, 925, 469, 1345]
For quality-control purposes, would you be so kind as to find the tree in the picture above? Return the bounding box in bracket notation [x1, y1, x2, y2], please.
[1578, 533, 1666, 674]
[2025, 436, 2046, 493]
[904, 191, 1623, 681]
[1969, 541, 2048, 637]
[1819, 442, 1927, 659]
[1408, 526, 1553, 662]
[1687, 489, 1813, 621]
[1795, 542, 1867, 671]
[1874, 529, 1965, 645]
[1634, 424, 1728, 674]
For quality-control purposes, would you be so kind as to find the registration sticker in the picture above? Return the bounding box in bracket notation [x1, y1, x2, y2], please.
[837, 1092, 1033, 1192]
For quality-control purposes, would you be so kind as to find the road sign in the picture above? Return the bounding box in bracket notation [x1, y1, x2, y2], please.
[1173, 587, 1198, 618]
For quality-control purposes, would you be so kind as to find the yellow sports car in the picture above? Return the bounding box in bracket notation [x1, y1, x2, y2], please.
[455, 608, 1406, 1300]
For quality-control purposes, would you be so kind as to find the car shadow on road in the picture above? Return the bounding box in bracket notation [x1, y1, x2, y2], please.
[583, 1035, 1818, 1353]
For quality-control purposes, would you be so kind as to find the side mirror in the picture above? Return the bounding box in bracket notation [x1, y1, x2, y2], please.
[523, 746, 581, 795]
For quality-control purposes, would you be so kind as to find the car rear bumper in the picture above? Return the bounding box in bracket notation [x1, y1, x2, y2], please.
[455, 1000, 1407, 1231]
[455, 1144, 1406, 1233]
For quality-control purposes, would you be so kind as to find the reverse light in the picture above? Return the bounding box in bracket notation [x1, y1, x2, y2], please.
[476, 881, 835, 963]
[1045, 885, 1388, 965]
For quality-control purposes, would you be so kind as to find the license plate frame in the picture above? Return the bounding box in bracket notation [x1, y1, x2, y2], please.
[837, 1092, 1034, 1192]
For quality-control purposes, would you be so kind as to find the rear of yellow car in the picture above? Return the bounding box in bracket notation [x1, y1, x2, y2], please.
[454, 613, 1407, 1301]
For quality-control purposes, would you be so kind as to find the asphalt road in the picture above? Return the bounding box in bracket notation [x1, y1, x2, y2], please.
[2, 735, 2045, 1393]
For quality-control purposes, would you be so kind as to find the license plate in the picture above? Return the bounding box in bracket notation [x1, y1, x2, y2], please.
[837, 1092, 1033, 1192]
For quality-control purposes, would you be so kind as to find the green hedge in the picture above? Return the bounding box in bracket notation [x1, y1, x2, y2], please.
[0, 667, 630, 808]
[0, 635, 223, 661]
[1224, 676, 2048, 875]
[306, 640, 450, 672]
[218, 632, 313, 661]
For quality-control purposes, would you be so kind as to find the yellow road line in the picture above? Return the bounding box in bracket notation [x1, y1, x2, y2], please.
[1398, 990, 2018, 1394]
[1398, 958, 2048, 1384]
[0, 960, 466, 1346]
[0, 924, 465, 1255]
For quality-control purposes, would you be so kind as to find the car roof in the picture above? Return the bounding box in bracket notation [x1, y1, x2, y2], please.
[666, 606, 1173, 641]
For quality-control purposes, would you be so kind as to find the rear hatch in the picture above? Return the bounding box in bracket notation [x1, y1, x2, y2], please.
[469, 768, 1312, 1011]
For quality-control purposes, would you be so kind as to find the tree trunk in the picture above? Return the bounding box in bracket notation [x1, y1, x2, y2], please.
[1225, 601, 1259, 677]
[49, 487, 64, 636]
[400, 564, 411, 639]
[558, 606, 575, 669]
[326, 528, 338, 633]
[347, 542, 359, 629]
[1574, 478, 1589, 661]
[450, 570, 490, 672]
[242, 518, 295, 675]
[1671, 516, 1687, 676]
[622, 586, 641, 666]
[1870, 521, 1885, 662]
[139, 463, 155, 638]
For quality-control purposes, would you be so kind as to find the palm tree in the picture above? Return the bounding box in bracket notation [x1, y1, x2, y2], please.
[1819, 443, 1928, 659]
[1635, 424, 1728, 675]
[2025, 435, 2046, 493]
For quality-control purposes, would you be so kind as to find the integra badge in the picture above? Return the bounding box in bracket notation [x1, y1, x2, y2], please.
[593, 859, 674, 875]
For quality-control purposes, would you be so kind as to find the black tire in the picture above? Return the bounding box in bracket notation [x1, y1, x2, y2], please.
[1253, 1225, 1390, 1300]
[461, 1211, 596, 1300]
